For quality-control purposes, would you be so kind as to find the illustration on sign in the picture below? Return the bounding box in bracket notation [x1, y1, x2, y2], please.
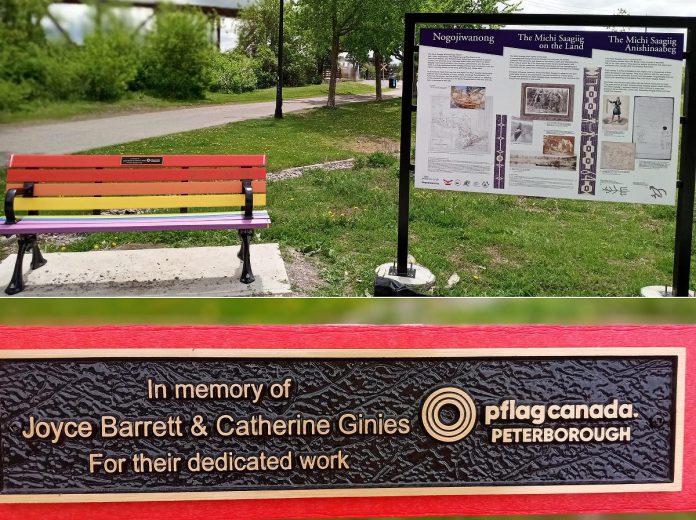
[0, 348, 684, 503]
[414, 30, 684, 205]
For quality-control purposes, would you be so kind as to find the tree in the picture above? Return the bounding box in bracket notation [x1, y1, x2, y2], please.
[296, 0, 363, 107]
[237, 0, 281, 55]
[0, 0, 50, 43]
[343, 0, 520, 103]
[236, 0, 323, 88]
[344, 0, 413, 101]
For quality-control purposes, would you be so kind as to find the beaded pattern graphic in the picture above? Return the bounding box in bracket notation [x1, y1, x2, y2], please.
[495, 114, 507, 189]
[579, 67, 601, 195]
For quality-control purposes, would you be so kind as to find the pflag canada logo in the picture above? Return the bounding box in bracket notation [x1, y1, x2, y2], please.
[421, 387, 477, 443]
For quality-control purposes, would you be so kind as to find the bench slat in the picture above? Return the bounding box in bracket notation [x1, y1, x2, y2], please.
[13, 194, 266, 212]
[7, 168, 267, 183]
[9, 154, 267, 168]
[2, 212, 271, 235]
[6, 181, 267, 197]
[19, 211, 258, 220]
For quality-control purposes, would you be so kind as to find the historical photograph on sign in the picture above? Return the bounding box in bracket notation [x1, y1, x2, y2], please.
[602, 95, 630, 130]
[543, 135, 575, 156]
[633, 96, 674, 160]
[510, 117, 533, 144]
[510, 151, 578, 171]
[450, 86, 486, 109]
[520, 83, 574, 122]
[430, 95, 491, 154]
[600, 142, 636, 171]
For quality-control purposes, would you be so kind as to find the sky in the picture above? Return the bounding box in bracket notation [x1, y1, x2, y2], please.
[43, 0, 696, 51]
[520, 0, 696, 17]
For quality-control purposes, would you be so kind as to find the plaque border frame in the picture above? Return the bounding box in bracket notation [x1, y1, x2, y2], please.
[0, 346, 685, 504]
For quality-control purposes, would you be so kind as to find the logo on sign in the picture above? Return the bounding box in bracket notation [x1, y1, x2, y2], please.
[420, 386, 639, 445]
[421, 387, 477, 442]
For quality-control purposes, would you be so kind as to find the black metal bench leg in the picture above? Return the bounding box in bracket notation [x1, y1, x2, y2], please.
[31, 236, 47, 270]
[5, 236, 31, 295]
[239, 229, 255, 284]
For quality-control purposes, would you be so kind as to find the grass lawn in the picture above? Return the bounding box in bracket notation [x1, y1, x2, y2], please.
[1, 98, 693, 296]
[0, 82, 375, 125]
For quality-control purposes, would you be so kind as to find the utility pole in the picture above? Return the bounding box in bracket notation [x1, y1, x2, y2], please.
[274, 0, 284, 119]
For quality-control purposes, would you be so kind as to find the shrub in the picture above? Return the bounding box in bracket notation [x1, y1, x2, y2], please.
[37, 45, 84, 100]
[77, 25, 139, 101]
[209, 52, 257, 94]
[140, 9, 213, 99]
[283, 45, 320, 87]
[366, 151, 396, 168]
[0, 79, 31, 110]
[252, 46, 277, 89]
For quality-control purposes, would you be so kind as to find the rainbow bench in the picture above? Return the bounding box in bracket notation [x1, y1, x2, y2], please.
[2, 154, 270, 295]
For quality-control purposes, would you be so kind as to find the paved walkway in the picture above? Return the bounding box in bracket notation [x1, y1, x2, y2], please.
[0, 87, 402, 162]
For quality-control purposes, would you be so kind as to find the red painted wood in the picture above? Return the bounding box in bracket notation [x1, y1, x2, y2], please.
[7, 167, 267, 183]
[0, 325, 693, 520]
[8, 154, 267, 168]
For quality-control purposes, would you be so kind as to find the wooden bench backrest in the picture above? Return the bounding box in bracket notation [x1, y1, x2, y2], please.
[6, 154, 267, 212]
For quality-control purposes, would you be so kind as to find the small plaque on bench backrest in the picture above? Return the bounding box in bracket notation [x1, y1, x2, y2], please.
[121, 156, 164, 165]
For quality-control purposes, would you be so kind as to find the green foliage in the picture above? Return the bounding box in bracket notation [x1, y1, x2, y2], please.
[36, 45, 84, 100]
[0, 0, 54, 102]
[0, 2, 140, 106]
[237, 0, 324, 88]
[251, 46, 278, 89]
[209, 52, 257, 94]
[237, 0, 281, 55]
[355, 151, 397, 169]
[140, 8, 214, 99]
[0, 0, 50, 43]
[0, 79, 31, 110]
[78, 22, 140, 101]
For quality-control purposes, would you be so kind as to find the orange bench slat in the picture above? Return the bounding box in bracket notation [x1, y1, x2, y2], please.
[7, 167, 267, 183]
[5, 181, 267, 197]
[8, 154, 267, 168]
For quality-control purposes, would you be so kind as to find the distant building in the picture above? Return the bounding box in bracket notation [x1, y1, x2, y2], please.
[323, 55, 361, 82]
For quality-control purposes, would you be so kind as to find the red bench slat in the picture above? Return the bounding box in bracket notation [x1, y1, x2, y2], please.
[8, 154, 267, 168]
[7, 168, 267, 183]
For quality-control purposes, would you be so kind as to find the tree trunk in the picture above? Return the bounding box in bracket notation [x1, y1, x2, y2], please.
[327, 13, 339, 108]
[374, 51, 383, 102]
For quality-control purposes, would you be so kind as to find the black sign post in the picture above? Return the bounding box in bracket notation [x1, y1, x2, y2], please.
[396, 13, 696, 296]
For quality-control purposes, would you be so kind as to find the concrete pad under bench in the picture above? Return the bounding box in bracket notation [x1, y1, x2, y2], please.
[0, 244, 292, 297]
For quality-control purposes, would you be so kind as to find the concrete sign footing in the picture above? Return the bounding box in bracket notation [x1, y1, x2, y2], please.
[375, 261, 436, 292]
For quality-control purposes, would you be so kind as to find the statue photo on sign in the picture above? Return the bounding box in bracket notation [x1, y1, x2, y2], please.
[602, 95, 630, 131]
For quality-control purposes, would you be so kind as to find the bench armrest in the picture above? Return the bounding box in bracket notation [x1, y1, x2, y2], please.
[4, 189, 19, 224]
[242, 179, 253, 218]
[4, 183, 33, 224]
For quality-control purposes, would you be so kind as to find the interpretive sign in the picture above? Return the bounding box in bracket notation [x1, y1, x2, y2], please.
[0, 346, 684, 502]
[414, 29, 684, 205]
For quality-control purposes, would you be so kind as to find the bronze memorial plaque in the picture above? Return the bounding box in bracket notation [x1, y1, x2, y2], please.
[0, 348, 684, 502]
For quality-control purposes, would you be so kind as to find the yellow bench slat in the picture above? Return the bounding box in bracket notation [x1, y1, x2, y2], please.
[13, 194, 266, 212]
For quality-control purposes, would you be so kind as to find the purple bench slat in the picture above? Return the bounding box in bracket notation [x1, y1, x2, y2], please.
[2, 215, 271, 235]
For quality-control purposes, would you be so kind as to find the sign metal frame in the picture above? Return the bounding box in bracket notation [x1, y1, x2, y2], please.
[396, 13, 696, 296]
